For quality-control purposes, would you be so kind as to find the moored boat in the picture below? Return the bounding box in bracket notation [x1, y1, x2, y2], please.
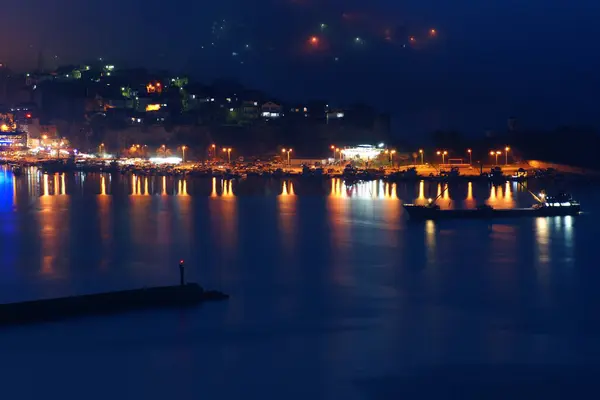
[403, 192, 581, 221]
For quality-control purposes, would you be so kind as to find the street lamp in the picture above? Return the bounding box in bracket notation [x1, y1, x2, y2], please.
[181, 145, 187, 163]
[99, 142, 105, 157]
[222, 147, 232, 163]
[467, 149, 472, 164]
[504, 146, 510, 164]
[419, 149, 424, 164]
[282, 148, 292, 165]
[490, 150, 501, 164]
[385, 149, 396, 166]
[161, 144, 166, 157]
[330, 145, 336, 161]
[437, 150, 447, 164]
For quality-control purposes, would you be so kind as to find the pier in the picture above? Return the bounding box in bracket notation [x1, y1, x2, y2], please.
[0, 283, 228, 326]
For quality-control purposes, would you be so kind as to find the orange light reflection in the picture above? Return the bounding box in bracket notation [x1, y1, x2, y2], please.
[211, 177, 218, 197]
[100, 175, 106, 195]
[418, 180, 425, 201]
[42, 174, 49, 196]
[178, 179, 189, 196]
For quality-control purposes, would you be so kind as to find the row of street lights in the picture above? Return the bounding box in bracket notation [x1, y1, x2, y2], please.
[209, 144, 233, 163]
[490, 147, 510, 165]
[418, 147, 511, 165]
[98, 143, 190, 161]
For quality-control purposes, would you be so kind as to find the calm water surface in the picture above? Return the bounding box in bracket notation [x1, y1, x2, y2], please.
[1, 167, 600, 399]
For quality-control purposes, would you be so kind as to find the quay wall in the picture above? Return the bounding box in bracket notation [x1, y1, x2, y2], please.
[527, 160, 600, 176]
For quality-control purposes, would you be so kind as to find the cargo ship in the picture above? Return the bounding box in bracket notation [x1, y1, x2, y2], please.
[403, 192, 581, 221]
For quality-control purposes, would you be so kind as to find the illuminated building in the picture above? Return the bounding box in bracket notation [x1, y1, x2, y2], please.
[0, 118, 27, 147]
[340, 144, 385, 160]
[146, 81, 163, 94]
[261, 101, 282, 118]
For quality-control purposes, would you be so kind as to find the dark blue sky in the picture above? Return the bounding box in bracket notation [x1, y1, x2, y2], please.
[2, 0, 600, 134]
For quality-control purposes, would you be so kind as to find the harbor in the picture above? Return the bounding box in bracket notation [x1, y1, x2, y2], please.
[0, 158, 594, 399]
[0, 155, 589, 184]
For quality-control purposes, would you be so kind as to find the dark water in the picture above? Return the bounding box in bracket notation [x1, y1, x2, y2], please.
[1, 167, 600, 399]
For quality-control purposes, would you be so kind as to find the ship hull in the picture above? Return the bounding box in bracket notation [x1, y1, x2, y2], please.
[403, 205, 581, 221]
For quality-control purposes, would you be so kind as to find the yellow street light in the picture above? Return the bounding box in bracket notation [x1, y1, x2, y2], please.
[467, 148, 472, 164]
[388, 149, 396, 165]
[504, 146, 510, 164]
[418, 149, 424, 164]
[437, 150, 448, 164]
[181, 145, 187, 163]
[222, 147, 232, 163]
[282, 148, 292, 165]
[491, 150, 501, 164]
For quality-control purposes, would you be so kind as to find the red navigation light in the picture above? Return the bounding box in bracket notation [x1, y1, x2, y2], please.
[26, 113, 32, 119]
[179, 259, 184, 265]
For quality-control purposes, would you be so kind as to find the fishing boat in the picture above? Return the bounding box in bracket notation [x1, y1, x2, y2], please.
[403, 192, 581, 221]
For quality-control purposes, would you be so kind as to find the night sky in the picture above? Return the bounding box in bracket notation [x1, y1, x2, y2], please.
[2, 0, 600, 134]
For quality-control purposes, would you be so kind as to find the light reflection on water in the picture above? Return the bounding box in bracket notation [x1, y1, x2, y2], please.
[0, 170, 589, 306]
[0, 166, 597, 398]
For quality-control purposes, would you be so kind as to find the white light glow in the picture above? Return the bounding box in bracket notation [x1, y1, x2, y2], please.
[340, 145, 384, 160]
[148, 157, 182, 164]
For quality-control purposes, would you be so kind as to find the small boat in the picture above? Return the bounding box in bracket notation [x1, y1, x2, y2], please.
[403, 192, 581, 221]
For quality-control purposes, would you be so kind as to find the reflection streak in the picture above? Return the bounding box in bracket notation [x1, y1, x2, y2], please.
[100, 175, 106, 195]
[418, 180, 425, 200]
[211, 177, 218, 197]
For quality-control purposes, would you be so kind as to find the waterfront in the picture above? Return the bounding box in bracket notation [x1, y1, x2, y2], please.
[1, 168, 600, 398]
